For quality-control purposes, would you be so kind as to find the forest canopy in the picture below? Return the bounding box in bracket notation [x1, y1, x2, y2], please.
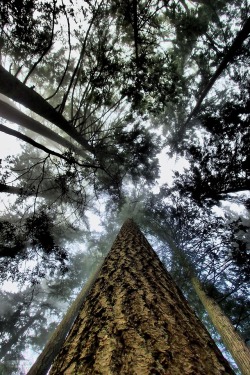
[0, 0, 249, 373]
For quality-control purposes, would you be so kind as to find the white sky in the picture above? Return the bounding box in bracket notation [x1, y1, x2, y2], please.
[157, 149, 189, 187]
[0, 132, 21, 157]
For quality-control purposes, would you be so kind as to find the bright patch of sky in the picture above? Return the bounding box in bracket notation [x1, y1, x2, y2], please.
[221, 196, 250, 219]
[153, 148, 190, 193]
[86, 211, 102, 232]
[2, 279, 20, 293]
[0, 132, 21, 158]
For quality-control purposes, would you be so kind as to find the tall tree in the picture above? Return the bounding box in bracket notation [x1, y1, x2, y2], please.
[191, 276, 250, 375]
[127, 190, 250, 373]
[0, 1, 249, 371]
[48, 219, 233, 374]
[157, 224, 250, 375]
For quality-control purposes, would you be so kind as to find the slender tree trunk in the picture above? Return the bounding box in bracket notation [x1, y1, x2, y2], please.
[0, 124, 97, 168]
[192, 276, 250, 375]
[49, 219, 233, 374]
[162, 230, 250, 375]
[0, 97, 85, 156]
[0, 65, 93, 152]
[0, 182, 56, 199]
[184, 16, 250, 127]
[0, 183, 25, 195]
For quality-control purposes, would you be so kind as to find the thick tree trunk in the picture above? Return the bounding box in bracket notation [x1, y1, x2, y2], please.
[49, 219, 233, 374]
[192, 276, 250, 375]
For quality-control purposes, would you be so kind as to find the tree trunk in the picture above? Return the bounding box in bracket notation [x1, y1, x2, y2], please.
[0, 183, 25, 195]
[192, 276, 250, 375]
[0, 66, 93, 152]
[158, 227, 250, 375]
[0, 97, 85, 156]
[184, 16, 250, 127]
[0, 124, 98, 169]
[27, 262, 104, 375]
[49, 219, 234, 374]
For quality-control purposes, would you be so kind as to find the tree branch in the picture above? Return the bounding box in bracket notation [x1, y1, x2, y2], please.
[184, 16, 250, 127]
[23, 0, 57, 84]
[0, 65, 93, 152]
[0, 123, 98, 168]
[0, 97, 85, 156]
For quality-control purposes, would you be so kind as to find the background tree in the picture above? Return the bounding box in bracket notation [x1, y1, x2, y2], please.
[0, 0, 249, 373]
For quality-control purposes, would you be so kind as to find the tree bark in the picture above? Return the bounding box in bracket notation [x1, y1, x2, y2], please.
[27, 262, 104, 375]
[192, 276, 250, 375]
[156, 225, 250, 375]
[49, 219, 234, 374]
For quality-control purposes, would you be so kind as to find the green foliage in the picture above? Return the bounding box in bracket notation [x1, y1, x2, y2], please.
[172, 93, 250, 206]
[0, 208, 69, 284]
[0, 0, 63, 63]
[0, 0, 249, 372]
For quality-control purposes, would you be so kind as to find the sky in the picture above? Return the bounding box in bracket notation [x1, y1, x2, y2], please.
[0, 113, 189, 295]
[0, 113, 191, 295]
[0, 4, 248, 372]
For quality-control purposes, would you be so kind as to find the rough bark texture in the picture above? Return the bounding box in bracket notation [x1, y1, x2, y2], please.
[27, 262, 104, 375]
[192, 276, 250, 375]
[50, 219, 234, 375]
